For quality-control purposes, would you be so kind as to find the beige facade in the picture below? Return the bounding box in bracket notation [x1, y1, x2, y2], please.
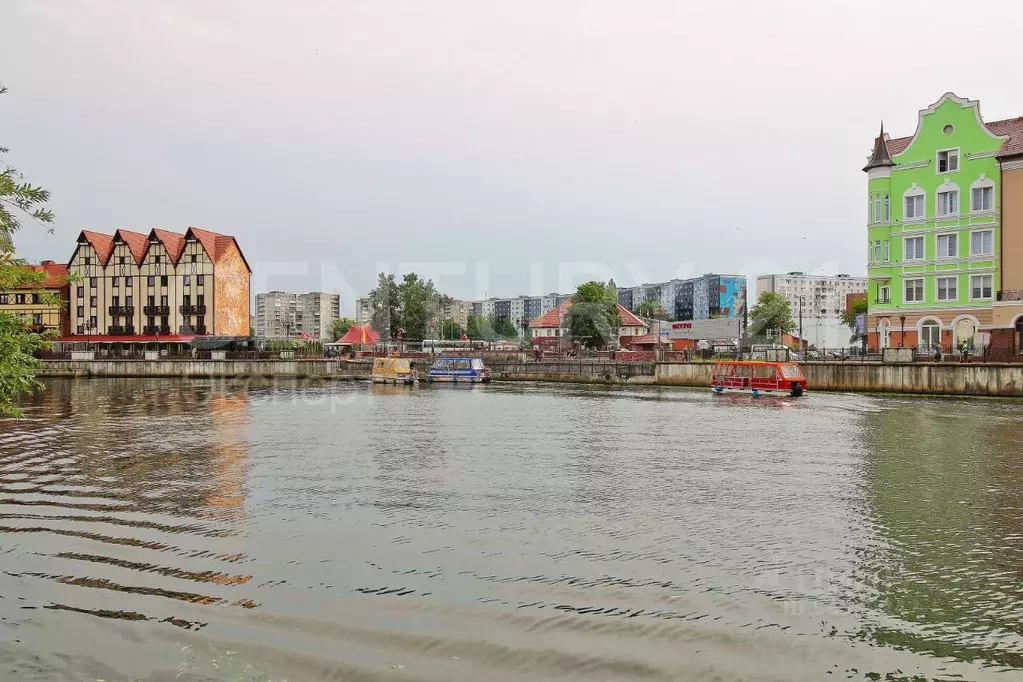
[67, 227, 250, 339]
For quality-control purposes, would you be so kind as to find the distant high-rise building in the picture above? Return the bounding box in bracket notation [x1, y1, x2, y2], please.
[254, 291, 298, 340]
[297, 292, 340, 340]
[756, 273, 866, 347]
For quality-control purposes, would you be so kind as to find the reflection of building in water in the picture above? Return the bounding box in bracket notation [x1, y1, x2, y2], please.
[204, 391, 250, 520]
[862, 404, 1023, 665]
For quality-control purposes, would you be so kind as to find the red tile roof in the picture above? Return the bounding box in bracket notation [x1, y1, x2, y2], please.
[79, 231, 115, 265]
[529, 298, 648, 328]
[622, 333, 665, 346]
[12, 261, 68, 289]
[151, 229, 186, 264]
[186, 227, 250, 270]
[881, 115, 1023, 160]
[114, 229, 151, 265]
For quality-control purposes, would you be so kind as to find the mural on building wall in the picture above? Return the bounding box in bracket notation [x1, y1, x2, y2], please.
[718, 277, 746, 317]
[213, 243, 251, 336]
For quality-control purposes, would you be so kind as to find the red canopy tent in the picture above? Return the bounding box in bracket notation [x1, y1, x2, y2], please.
[338, 324, 381, 346]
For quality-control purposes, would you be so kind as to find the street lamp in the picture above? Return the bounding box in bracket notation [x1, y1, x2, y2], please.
[899, 315, 906, 348]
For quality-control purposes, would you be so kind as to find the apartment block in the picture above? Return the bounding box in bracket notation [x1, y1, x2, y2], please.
[255, 292, 298, 340]
[68, 227, 250, 340]
[756, 272, 867, 347]
[297, 292, 340, 340]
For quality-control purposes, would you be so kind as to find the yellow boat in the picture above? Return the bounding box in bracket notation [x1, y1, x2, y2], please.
[370, 357, 419, 385]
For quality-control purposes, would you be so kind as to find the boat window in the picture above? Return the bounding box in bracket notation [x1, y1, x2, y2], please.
[435, 358, 452, 367]
[753, 365, 776, 379]
[780, 364, 802, 379]
[471, 359, 484, 369]
[733, 365, 752, 378]
[713, 364, 732, 378]
[454, 359, 470, 370]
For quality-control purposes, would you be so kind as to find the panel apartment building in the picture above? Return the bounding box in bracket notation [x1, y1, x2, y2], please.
[67, 228, 250, 340]
[255, 291, 340, 340]
[618, 274, 747, 322]
[756, 273, 866, 348]
[864, 93, 1023, 354]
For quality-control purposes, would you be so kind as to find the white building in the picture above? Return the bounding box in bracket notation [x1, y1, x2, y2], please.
[756, 273, 867, 348]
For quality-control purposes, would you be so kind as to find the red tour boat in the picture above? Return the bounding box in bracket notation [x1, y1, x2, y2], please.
[711, 361, 807, 397]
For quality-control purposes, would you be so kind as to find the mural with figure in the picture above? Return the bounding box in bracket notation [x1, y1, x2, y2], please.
[717, 276, 747, 318]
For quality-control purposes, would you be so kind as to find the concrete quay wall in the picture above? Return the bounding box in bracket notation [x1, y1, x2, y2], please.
[37, 359, 1023, 396]
[38, 359, 372, 380]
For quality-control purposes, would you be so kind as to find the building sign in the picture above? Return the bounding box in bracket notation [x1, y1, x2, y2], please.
[855, 314, 865, 335]
[668, 317, 739, 340]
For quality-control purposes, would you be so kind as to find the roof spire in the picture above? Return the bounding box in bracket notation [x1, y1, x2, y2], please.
[862, 120, 894, 172]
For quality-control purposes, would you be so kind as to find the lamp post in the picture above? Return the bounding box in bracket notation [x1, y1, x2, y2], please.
[798, 296, 804, 351]
[900, 314, 906, 348]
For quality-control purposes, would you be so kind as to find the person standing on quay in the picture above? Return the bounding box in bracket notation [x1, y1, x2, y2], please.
[961, 340, 970, 363]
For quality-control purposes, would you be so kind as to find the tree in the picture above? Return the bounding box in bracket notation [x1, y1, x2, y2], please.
[440, 318, 463, 340]
[1, 82, 57, 416]
[568, 280, 621, 349]
[496, 316, 519, 339]
[397, 273, 440, 342]
[635, 298, 663, 320]
[841, 296, 868, 345]
[328, 317, 357, 342]
[749, 291, 795, 339]
[369, 273, 400, 341]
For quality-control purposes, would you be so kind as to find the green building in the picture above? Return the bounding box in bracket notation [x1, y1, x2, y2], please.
[864, 93, 1023, 353]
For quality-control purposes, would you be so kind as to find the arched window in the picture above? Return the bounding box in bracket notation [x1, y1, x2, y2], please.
[936, 178, 960, 217]
[919, 318, 941, 352]
[953, 315, 979, 349]
[903, 184, 926, 220]
[878, 318, 891, 349]
[970, 175, 995, 213]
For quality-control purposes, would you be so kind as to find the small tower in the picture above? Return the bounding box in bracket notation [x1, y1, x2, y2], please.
[862, 122, 895, 172]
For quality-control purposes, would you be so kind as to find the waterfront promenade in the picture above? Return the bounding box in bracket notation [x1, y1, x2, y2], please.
[36, 357, 1023, 397]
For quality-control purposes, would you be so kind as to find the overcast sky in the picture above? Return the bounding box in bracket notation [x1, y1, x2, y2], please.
[4, 0, 1023, 313]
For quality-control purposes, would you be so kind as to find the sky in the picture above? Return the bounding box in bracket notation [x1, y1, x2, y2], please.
[3, 0, 1023, 315]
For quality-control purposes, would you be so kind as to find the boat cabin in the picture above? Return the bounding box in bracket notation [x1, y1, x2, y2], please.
[427, 357, 491, 383]
[711, 361, 806, 397]
[371, 357, 418, 385]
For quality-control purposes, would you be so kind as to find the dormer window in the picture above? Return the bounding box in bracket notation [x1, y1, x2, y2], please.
[937, 148, 959, 173]
[154, 255, 161, 264]
[119, 256, 126, 264]
[84, 257, 91, 265]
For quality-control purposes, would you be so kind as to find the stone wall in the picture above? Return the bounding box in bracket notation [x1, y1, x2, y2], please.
[39, 359, 372, 380]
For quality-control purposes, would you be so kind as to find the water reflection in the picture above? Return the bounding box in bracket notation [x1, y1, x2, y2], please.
[0, 380, 1021, 681]
[862, 399, 1023, 669]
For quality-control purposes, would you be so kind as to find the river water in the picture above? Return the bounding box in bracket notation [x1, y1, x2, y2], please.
[1, 379, 1022, 681]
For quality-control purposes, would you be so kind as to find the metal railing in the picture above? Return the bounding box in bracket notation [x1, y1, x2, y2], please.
[108, 306, 134, 316]
[997, 290, 1023, 302]
[143, 305, 170, 316]
[180, 305, 207, 315]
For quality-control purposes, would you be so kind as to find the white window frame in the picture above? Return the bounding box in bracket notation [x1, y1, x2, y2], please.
[883, 240, 890, 262]
[904, 278, 925, 303]
[879, 285, 891, 304]
[970, 229, 994, 257]
[872, 240, 882, 263]
[904, 186, 926, 221]
[970, 178, 995, 213]
[970, 274, 993, 301]
[904, 236, 925, 261]
[936, 276, 958, 302]
[936, 188, 959, 216]
[936, 232, 958, 259]
[936, 147, 960, 174]
[883, 195, 890, 222]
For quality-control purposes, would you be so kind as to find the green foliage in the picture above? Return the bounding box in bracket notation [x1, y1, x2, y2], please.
[841, 296, 868, 344]
[749, 291, 795, 338]
[634, 299, 659, 319]
[495, 316, 519, 339]
[368, 272, 446, 342]
[328, 317, 357, 342]
[568, 280, 621, 349]
[440, 318, 463, 340]
[0, 83, 56, 417]
[369, 273, 400, 340]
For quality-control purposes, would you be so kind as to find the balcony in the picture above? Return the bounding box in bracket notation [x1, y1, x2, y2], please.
[108, 306, 134, 316]
[108, 326, 135, 335]
[180, 304, 207, 315]
[997, 290, 1023, 302]
[180, 325, 208, 335]
[143, 305, 170, 316]
[142, 325, 171, 335]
